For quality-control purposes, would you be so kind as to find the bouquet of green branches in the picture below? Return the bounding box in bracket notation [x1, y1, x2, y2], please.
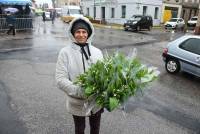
[74, 52, 159, 112]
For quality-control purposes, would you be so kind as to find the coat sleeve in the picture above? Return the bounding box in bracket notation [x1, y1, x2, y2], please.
[55, 50, 84, 99]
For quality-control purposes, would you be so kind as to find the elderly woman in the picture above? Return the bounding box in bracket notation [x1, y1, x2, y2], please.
[55, 17, 104, 134]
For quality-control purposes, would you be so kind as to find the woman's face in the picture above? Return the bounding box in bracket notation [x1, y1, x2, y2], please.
[74, 29, 88, 44]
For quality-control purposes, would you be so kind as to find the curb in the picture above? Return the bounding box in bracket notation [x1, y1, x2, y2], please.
[93, 23, 162, 30]
[93, 23, 123, 30]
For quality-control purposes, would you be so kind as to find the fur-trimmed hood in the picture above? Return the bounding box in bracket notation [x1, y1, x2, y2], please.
[68, 17, 94, 44]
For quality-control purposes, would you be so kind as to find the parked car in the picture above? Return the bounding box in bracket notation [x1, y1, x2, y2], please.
[164, 18, 185, 30]
[123, 15, 153, 31]
[162, 35, 200, 77]
[187, 16, 197, 28]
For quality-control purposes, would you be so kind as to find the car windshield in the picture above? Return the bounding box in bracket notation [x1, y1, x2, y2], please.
[169, 19, 178, 22]
[130, 16, 142, 21]
[45, 12, 50, 15]
[69, 9, 81, 14]
[191, 17, 197, 21]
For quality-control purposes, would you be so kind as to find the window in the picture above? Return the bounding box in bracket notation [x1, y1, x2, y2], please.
[179, 38, 200, 55]
[94, 7, 96, 19]
[101, 7, 105, 19]
[111, 8, 115, 18]
[87, 8, 89, 16]
[182, 9, 185, 18]
[121, 5, 126, 18]
[143, 6, 147, 16]
[178, 19, 182, 22]
[70, 9, 81, 14]
[154, 7, 159, 19]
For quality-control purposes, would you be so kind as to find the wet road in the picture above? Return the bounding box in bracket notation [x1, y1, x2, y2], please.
[0, 81, 27, 134]
[0, 18, 199, 134]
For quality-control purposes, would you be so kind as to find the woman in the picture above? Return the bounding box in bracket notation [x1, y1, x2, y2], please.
[55, 17, 104, 134]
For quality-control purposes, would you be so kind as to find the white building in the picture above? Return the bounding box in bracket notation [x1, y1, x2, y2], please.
[56, 0, 81, 7]
[80, 0, 163, 26]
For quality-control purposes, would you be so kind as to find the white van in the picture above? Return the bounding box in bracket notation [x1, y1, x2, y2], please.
[61, 5, 83, 23]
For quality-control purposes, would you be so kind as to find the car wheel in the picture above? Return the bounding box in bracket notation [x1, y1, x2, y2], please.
[124, 28, 128, 31]
[148, 26, 152, 31]
[136, 26, 140, 31]
[165, 59, 180, 74]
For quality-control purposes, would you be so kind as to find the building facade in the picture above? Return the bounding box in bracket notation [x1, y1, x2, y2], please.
[56, 0, 80, 7]
[80, 0, 163, 26]
[181, 0, 199, 22]
[161, 0, 200, 23]
[161, 0, 182, 23]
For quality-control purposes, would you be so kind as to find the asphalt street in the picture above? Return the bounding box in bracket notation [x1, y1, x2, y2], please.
[0, 17, 200, 134]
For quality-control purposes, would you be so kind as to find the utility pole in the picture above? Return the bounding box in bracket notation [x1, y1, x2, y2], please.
[194, 3, 200, 35]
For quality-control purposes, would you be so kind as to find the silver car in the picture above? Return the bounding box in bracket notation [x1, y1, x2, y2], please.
[164, 18, 185, 30]
[162, 35, 200, 77]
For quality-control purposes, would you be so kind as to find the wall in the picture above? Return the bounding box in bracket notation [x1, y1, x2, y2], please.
[161, 3, 182, 23]
[81, 0, 162, 26]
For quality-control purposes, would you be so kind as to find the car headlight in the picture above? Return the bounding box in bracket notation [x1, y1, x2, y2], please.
[171, 24, 176, 27]
[132, 21, 137, 24]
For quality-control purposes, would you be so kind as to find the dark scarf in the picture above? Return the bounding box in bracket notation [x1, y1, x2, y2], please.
[74, 43, 91, 60]
[74, 43, 91, 72]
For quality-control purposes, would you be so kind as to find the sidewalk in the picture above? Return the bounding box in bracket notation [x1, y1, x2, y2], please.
[0, 31, 35, 41]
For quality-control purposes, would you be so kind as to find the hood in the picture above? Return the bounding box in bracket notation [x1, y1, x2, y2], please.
[165, 21, 177, 25]
[68, 16, 94, 44]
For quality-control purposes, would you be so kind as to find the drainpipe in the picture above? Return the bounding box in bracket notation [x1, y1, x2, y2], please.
[94, 0, 96, 19]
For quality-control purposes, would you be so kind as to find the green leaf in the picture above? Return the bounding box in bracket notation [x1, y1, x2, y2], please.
[73, 52, 159, 112]
[109, 97, 119, 111]
[85, 87, 93, 96]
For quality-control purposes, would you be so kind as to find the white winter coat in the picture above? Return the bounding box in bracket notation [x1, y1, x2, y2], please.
[55, 17, 104, 116]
